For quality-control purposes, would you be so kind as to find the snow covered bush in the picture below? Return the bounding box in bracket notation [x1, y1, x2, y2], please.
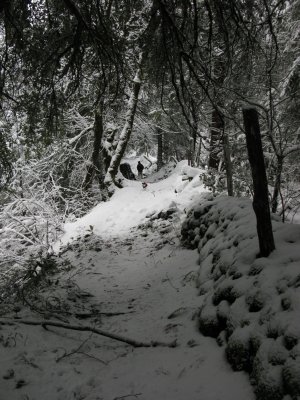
[181, 193, 300, 399]
[0, 136, 102, 298]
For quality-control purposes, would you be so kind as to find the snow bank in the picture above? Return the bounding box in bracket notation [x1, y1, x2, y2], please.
[181, 193, 300, 400]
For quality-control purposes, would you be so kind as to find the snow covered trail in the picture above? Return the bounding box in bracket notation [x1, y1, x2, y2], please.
[55, 162, 203, 247]
[0, 233, 254, 400]
[0, 162, 255, 399]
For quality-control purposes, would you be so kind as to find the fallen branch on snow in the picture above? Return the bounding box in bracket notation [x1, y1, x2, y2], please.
[74, 310, 134, 319]
[0, 319, 177, 348]
[114, 393, 142, 400]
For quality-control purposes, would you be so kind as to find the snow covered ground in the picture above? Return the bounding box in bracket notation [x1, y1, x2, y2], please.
[0, 161, 254, 400]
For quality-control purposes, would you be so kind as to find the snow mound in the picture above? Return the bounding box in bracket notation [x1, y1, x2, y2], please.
[181, 194, 300, 400]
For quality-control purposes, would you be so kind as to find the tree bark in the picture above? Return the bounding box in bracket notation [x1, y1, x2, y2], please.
[208, 109, 222, 169]
[157, 129, 163, 171]
[103, 1, 160, 195]
[271, 155, 283, 213]
[190, 98, 198, 167]
[84, 104, 104, 190]
[223, 130, 233, 196]
[242, 108, 275, 257]
[194, 139, 202, 167]
[104, 59, 143, 192]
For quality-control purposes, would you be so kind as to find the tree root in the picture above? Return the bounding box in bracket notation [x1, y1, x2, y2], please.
[0, 319, 177, 348]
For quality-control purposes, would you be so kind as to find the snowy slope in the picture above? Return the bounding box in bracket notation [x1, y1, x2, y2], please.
[182, 193, 300, 400]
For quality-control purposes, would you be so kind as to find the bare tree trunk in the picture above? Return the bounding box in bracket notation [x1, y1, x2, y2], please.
[194, 139, 202, 167]
[271, 154, 283, 213]
[223, 130, 233, 196]
[242, 108, 275, 257]
[104, 59, 143, 193]
[103, 2, 160, 196]
[208, 109, 222, 169]
[157, 129, 163, 171]
[84, 103, 104, 190]
[190, 98, 198, 167]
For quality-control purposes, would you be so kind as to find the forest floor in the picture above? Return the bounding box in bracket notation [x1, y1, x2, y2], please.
[0, 161, 254, 400]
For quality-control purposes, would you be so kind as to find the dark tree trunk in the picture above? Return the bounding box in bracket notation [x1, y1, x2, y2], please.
[84, 106, 104, 190]
[157, 129, 163, 171]
[223, 131, 233, 196]
[190, 99, 198, 167]
[271, 155, 284, 213]
[208, 109, 222, 169]
[242, 108, 275, 257]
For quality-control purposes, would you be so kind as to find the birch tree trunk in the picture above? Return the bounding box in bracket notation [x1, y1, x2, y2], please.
[243, 107, 275, 257]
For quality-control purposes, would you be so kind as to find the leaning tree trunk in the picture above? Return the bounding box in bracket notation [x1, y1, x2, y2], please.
[84, 104, 104, 190]
[103, 2, 160, 196]
[242, 107, 275, 257]
[104, 59, 143, 194]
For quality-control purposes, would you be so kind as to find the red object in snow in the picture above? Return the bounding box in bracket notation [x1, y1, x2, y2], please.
[142, 182, 148, 189]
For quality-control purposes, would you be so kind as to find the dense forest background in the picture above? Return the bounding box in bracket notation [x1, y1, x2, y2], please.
[0, 0, 299, 270]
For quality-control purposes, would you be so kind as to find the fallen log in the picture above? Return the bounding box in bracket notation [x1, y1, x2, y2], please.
[0, 319, 177, 348]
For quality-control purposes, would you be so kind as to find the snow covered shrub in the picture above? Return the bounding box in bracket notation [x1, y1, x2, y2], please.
[212, 283, 239, 305]
[198, 302, 222, 338]
[216, 300, 230, 327]
[0, 193, 61, 298]
[181, 193, 214, 249]
[199, 158, 253, 197]
[246, 290, 267, 312]
[255, 365, 284, 400]
[282, 358, 300, 399]
[226, 326, 252, 371]
[251, 339, 287, 399]
[181, 193, 300, 399]
[200, 169, 228, 194]
[284, 323, 300, 350]
[268, 339, 289, 366]
[0, 135, 102, 297]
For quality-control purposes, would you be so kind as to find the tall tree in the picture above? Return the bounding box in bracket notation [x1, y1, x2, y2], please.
[243, 108, 275, 257]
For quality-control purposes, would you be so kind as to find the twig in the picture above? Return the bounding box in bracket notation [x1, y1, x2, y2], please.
[56, 334, 91, 362]
[56, 333, 108, 365]
[77, 351, 108, 365]
[0, 319, 177, 348]
[164, 273, 180, 292]
[114, 394, 142, 400]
